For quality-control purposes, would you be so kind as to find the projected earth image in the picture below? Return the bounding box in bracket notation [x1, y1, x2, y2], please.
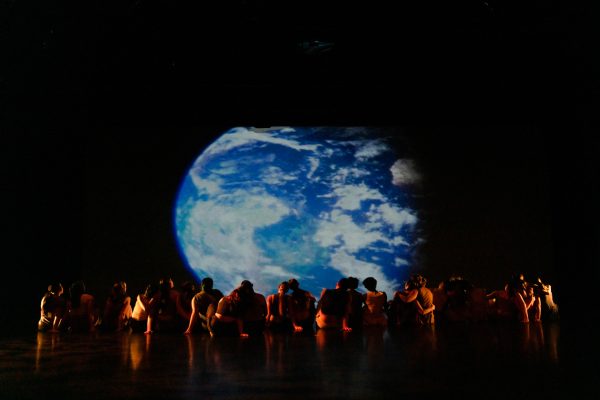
[175, 127, 422, 298]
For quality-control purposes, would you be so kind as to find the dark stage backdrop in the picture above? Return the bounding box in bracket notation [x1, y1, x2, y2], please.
[5, 125, 598, 334]
[3, 0, 598, 334]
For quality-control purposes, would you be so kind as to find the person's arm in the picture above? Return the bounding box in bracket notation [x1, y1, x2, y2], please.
[120, 296, 131, 316]
[51, 298, 65, 332]
[145, 296, 157, 334]
[265, 295, 274, 323]
[259, 295, 267, 319]
[145, 314, 153, 334]
[86, 296, 97, 332]
[342, 294, 352, 332]
[396, 289, 418, 303]
[287, 296, 302, 332]
[213, 298, 247, 337]
[524, 294, 536, 310]
[316, 288, 327, 314]
[486, 291, 497, 299]
[137, 295, 147, 313]
[514, 293, 529, 323]
[184, 298, 198, 335]
[382, 292, 389, 312]
[40, 296, 47, 318]
[174, 291, 190, 321]
[417, 302, 435, 315]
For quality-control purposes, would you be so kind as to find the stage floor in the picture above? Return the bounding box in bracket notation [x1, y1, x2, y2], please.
[0, 322, 593, 399]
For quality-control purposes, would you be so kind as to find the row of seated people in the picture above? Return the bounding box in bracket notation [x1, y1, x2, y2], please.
[38, 273, 559, 335]
[430, 274, 559, 324]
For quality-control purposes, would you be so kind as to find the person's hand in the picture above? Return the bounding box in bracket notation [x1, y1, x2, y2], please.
[293, 325, 303, 333]
[342, 326, 352, 332]
[183, 330, 192, 335]
[239, 333, 249, 338]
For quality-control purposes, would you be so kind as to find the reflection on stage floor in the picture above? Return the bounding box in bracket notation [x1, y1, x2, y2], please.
[0, 322, 591, 399]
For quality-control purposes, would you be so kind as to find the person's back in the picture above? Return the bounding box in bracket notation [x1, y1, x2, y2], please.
[64, 281, 97, 333]
[266, 282, 293, 332]
[535, 278, 559, 321]
[346, 277, 363, 330]
[131, 284, 160, 334]
[319, 289, 347, 317]
[38, 284, 65, 332]
[416, 286, 435, 325]
[391, 282, 419, 327]
[288, 279, 316, 333]
[487, 285, 517, 321]
[362, 277, 387, 328]
[102, 282, 132, 332]
[316, 278, 351, 331]
[210, 291, 243, 337]
[195, 289, 223, 317]
[157, 278, 187, 332]
[243, 289, 267, 336]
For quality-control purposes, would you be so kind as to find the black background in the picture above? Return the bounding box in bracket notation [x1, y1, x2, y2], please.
[3, 1, 598, 334]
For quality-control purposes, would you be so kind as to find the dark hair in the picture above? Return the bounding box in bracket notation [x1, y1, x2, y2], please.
[288, 279, 299, 290]
[240, 280, 254, 294]
[362, 277, 377, 292]
[337, 278, 349, 290]
[48, 283, 63, 294]
[69, 280, 86, 309]
[410, 274, 427, 289]
[201, 277, 214, 290]
[110, 282, 127, 302]
[347, 277, 359, 290]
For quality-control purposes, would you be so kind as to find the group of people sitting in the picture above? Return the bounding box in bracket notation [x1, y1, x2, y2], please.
[38, 272, 559, 336]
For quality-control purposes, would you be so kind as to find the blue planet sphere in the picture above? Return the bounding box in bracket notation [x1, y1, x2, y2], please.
[175, 127, 422, 298]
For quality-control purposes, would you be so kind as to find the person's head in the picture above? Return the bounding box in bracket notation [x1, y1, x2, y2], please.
[48, 283, 63, 296]
[288, 278, 299, 291]
[159, 277, 174, 289]
[144, 283, 160, 299]
[362, 277, 377, 292]
[410, 274, 427, 289]
[70, 280, 86, 296]
[278, 281, 289, 294]
[347, 277, 359, 290]
[201, 277, 214, 291]
[336, 278, 349, 290]
[240, 280, 255, 295]
[112, 282, 127, 298]
[181, 281, 196, 294]
[69, 281, 86, 308]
